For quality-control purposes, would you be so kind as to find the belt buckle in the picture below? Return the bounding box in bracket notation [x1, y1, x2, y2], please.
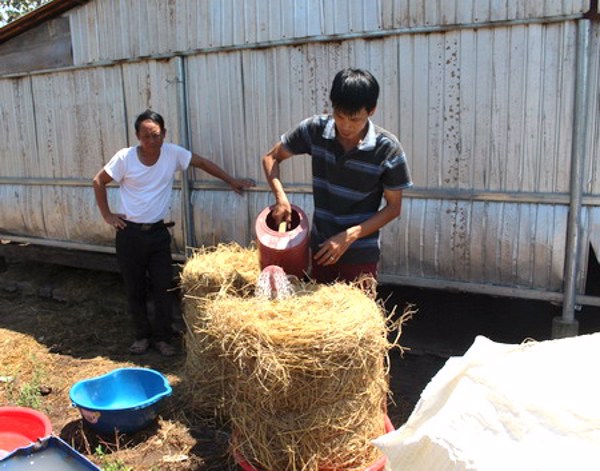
[140, 223, 152, 231]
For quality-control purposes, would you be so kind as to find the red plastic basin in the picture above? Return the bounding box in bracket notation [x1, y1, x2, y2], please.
[235, 415, 394, 471]
[0, 407, 52, 453]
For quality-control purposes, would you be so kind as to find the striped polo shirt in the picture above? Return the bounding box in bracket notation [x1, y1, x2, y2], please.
[281, 114, 412, 264]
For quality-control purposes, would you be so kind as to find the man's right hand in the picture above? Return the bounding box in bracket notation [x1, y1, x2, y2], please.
[104, 213, 127, 230]
[271, 201, 292, 227]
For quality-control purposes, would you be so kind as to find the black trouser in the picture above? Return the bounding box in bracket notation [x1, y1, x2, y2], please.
[115, 221, 173, 342]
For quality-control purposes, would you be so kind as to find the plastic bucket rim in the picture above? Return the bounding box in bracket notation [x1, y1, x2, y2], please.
[0, 406, 53, 431]
[69, 367, 172, 411]
[0, 406, 53, 452]
[255, 204, 309, 236]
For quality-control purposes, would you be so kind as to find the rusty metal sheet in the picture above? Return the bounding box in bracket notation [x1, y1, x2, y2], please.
[381, 198, 568, 291]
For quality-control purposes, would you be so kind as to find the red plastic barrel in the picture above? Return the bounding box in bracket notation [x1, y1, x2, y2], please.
[255, 204, 310, 278]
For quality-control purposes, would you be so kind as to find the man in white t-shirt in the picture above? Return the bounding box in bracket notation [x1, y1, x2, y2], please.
[93, 109, 254, 356]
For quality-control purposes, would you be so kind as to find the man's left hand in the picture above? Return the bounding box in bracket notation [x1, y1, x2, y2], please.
[314, 231, 354, 266]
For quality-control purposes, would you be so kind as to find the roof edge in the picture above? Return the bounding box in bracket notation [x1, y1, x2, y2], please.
[0, 0, 91, 45]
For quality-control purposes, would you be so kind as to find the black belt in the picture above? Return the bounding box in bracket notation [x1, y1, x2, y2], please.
[125, 220, 174, 231]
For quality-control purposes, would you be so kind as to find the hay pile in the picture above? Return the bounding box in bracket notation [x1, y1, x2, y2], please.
[181, 244, 398, 470]
[180, 242, 260, 298]
[180, 242, 260, 420]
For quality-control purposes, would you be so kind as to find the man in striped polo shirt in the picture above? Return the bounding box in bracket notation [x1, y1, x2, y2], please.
[263, 68, 412, 285]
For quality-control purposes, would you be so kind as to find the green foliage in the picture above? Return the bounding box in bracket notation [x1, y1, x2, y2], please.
[0, 0, 51, 27]
[94, 446, 133, 471]
[6, 363, 44, 409]
[16, 378, 42, 408]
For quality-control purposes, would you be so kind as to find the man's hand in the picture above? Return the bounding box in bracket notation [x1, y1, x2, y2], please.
[270, 201, 292, 227]
[229, 178, 255, 194]
[314, 229, 357, 266]
[262, 142, 294, 226]
[313, 189, 404, 265]
[104, 213, 127, 230]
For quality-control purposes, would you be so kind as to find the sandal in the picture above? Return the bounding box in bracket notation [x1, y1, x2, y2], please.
[154, 341, 177, 357]
[128, 338, 150, 355]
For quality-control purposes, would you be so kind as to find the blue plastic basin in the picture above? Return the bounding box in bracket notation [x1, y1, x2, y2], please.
[69, 368, 172, 435]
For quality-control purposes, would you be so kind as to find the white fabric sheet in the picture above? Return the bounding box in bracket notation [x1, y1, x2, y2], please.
[373, 334, 600, 471]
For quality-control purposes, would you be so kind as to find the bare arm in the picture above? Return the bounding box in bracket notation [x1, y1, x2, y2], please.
[92, 169, 127, 229]
[190, 153, 254, 194]
[314, 189, 403, 266]
[262, 141, 294, 224]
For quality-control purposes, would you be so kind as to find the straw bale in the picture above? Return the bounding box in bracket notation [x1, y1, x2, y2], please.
[179, 242, 260, 421]
[199, 282, 393, 471]
[180, 299, 234, 422]
[179, 242, 260, 299]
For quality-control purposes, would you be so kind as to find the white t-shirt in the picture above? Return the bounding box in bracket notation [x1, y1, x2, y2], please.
[104, 142, 192, 223]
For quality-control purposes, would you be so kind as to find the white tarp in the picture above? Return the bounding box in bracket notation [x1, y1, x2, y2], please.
[374, 334, 600, 471]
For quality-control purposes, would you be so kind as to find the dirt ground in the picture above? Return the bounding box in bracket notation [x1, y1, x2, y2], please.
[0, 260, 228, 470]
[1, 255, 598, 470]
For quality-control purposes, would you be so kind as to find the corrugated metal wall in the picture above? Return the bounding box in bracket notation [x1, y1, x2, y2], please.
[586, 21, 600, 262]
[69, 0, 588, 64]
[0, 0, 598, 300]
[0, 59, 190, 252]
[182, 17, 583, 292]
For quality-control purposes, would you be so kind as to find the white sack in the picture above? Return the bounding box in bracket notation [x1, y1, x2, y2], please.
[374, 334, 600, 471]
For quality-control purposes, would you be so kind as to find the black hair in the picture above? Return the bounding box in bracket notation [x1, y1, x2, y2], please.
[329, 68, 380, 115]
[134, 109, 165, 133]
